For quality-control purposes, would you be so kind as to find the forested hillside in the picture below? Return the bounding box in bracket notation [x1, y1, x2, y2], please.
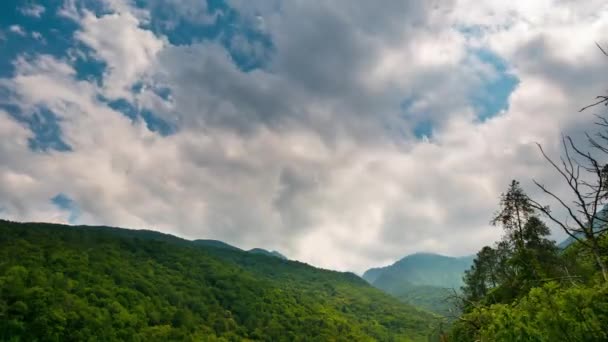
[0, 220, 437, 341]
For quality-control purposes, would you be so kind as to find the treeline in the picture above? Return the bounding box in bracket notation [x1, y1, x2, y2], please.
[0, 220, 436, 341]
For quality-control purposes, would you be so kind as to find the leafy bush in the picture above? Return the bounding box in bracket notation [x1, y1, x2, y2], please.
[450, 282, 608, 341]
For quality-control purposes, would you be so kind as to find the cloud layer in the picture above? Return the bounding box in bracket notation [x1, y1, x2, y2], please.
[1, 0, 607, 273]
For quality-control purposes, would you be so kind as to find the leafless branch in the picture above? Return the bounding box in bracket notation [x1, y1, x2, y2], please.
[596, 42, 608, 56]
[580, 96, 608, 112]
[528, 191, 591, 249]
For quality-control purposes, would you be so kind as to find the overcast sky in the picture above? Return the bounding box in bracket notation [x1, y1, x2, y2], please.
[0, 0, 607, 273]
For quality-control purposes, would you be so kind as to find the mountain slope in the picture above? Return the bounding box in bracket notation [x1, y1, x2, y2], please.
[0, 220, 436, 341]
[363, 253, 474, 315]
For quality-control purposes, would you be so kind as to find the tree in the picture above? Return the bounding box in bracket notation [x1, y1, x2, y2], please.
[462, 246, 498, 303]
[462, 181, 561, 307]
[490, 181, 559, 283]
[510, 217, 561, 285]
[491, 180, 535, 250]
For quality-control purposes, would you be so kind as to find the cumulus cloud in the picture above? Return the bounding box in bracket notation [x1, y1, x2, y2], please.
[9, 25, 26, 36]
[75, 9, 165, 99]
[0, 0, 607, 273]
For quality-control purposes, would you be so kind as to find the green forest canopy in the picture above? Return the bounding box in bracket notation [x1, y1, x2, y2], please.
[0, 220, 438, 342]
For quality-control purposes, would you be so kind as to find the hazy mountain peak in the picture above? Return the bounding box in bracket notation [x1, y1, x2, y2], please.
[362, 252, 475, 315]
[363, 252, 474, 292]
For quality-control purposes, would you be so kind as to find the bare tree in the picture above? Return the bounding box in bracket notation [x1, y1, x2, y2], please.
[530, 44, 608, 282]
[530, 136, 608, 282]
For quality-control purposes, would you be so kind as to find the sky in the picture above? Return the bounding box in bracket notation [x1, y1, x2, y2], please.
[0, 0, 607, 274]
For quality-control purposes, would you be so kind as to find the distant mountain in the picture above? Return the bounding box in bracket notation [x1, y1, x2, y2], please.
[363, 252, 474, 315]
[363, 252, 474, 289]
[360, 267, 384, 284]
[248, 248, 287, 260]
[0, 220, 436, 341]
[558, 235, 578, 249]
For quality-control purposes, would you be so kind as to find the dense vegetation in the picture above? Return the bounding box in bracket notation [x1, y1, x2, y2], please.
[363, 253, 473, 316]
[0, 220, 437, 341]
[447, 181, 608, 341]
[391, 284, 454, 317]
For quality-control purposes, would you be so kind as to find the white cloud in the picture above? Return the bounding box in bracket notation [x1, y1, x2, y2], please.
[9, 25, 26, 36]
[31, 32, 44, 41]
[1, 0, 607, 274]
[19, 4, 46, 18]
[75, 10, 165, 99]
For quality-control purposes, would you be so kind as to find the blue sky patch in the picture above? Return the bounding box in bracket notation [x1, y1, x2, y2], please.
[3, 104, 72, 152]
[51, 193, 80, 223]
[413, 120, 433, 140]
[26, 108, 72, 152]
[72, 50, 107, 84]
[152, 85, 172, 101]
[400, 48, 519, 140]
[106, 98, 138, 120]
[135, 0, 274, 72]
[105, 97, 175, 136]
[400, 97, 435, 139]
[455, 24, 485, 39]
[469, 49, 519, 122]
[0, 0, 109, 80]
[141, 109, 174, 136]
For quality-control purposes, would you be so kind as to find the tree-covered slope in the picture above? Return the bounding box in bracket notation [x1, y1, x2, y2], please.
[0, 220, 436, 341]
[391, 285, 455, 317]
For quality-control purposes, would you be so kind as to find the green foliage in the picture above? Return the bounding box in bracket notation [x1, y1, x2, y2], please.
[392, 284, 456, 317]
[491, 180, 535, 249]
[462, 182, 564, 308]
[0, 220, 436, 341]
[450, 282, 608, 341]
